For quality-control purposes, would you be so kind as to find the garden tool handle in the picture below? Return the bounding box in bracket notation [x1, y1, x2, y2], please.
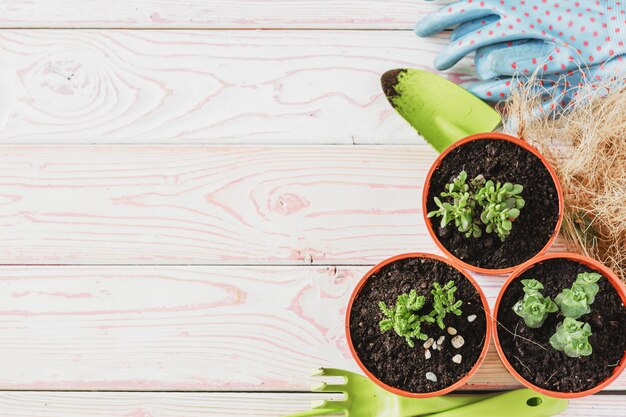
[282, 408, 342, 417]
[397, 392, 498, 417]
[422, 389, 568, 417]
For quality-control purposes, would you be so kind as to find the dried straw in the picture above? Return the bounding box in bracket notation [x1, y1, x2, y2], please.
[501, 74, 626, 283]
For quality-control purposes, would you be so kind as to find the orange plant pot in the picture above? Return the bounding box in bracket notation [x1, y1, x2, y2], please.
[422, 132, 564, 275]
[493, 252, 626, 398]
[345, 252, 492, 397]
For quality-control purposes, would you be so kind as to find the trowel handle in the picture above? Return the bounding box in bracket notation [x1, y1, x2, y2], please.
[423, 389, 568, 417]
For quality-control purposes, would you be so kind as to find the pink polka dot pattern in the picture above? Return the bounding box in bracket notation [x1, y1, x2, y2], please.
[465, 52, 624, 108]
[415, 0, 626, 74]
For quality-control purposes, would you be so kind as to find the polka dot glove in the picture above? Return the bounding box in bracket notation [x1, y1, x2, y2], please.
[465, 54, 624, 107]
[415, 0, 626, 74]
[449, 20, 626, 104]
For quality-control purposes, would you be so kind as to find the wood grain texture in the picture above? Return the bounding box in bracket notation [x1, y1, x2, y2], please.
[0, 144, 424, 264]
[0, 144, 568, 264]
[0, 391, 623, 417]
[0, 0, 453, 29]
[0, 30, 474, 144]
[1, 265, 622, 390]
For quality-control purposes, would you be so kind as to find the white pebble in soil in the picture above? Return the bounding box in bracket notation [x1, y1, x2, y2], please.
[426, 372, 438, 382]
[423, 338, 434, 349]
[452, 354, 462, 364]
[447, 327, 457, 335]
[432, 341, 438, 350]
[425, 349, 431, 360]
[451, 335, 465, 349]
[467, 315, 477, 323]
[437, 336, 445, 346]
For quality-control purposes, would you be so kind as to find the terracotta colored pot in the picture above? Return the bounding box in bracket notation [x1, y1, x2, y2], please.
[345, 252, 492, 397]
[493, 252, 626, 398]
[422, 132, 564, 275]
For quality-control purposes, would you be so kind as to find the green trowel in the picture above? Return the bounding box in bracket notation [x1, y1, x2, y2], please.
[381, 69, 501, 153]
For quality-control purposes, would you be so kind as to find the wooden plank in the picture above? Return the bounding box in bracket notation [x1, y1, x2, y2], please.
[0, 0, 453, 29]
[0, 145, 423, 264]
[0, 265, 620, 390]
[0, 30, 473, 144]
[0, 391, 623, 417]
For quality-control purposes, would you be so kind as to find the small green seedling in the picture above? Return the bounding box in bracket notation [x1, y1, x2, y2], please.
[512, 279, 558, 328]
[428, 171, 525, 241]
[378, 281, 465, 347]
[427, 171, 482, 238]
[555, 272, 601, 319]
[549, 317, 593, 358]
[429, 280, 463, 329]
[475, 180, 525, 241]
[378, 290, 434, 347]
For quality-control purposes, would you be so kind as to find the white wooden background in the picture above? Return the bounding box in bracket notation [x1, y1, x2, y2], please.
[0, 1, 623, 416]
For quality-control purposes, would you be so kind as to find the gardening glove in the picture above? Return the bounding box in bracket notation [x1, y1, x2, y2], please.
[415, 0, 626, 74]
[464, 54, 625, 109]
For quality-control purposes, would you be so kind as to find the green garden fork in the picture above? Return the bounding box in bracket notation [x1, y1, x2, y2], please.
[283, 368, 567, 417]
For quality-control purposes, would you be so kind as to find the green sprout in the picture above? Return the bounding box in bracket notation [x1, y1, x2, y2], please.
[475, 180, 525, 242]
[428, 281, 463, 329]
[512, 279, 558, 328]
[555, 272, 601, 319]
[427, 171, 482, 238]
[378, 281, 464, 347]
[549, 317, 593, 358]
[378, 290, 434, 347]
[428, 171, 525, 241]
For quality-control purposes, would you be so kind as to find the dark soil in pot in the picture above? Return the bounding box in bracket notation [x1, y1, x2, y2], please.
[349, 256, 487, 393]
[426, 139, 559, 270]
[497, 258, 626, 392]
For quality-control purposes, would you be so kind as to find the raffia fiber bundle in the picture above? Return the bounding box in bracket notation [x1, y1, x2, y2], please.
[501, 78, 626, 283]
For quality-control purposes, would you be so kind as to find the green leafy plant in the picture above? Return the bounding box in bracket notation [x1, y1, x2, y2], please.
[512, 279, 558, 328]
[378, 290, 434, 347]
[549, 317, 593, 358]
[428, 281, 463, 329]
[555, 272, 601, 319]
[427, 171, 482, 238]
[428, 171, 525, 241]
[475, 180, 525, 241]
[511, 272, 603, 357]
[573, 272, 601, 304]
[520, 278, 545, 295]
[378, 281, 464, 346]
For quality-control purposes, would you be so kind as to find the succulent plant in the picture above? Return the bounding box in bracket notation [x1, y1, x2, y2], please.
[427, 171, 482, 238]
[555, 287, 591, 319]
[429, 171, 525, 241]
[573, 272, 601, 304]
[520, 278, 545, 295]
[475, 180, 525, 241]
[512, 272, 602, 356]
[549, 317, 593, 358]
[513, 279, 558, 328]
[378, 281, 466, 346]
[555, 272, 601, 319]
[378, 290, 434, 347]
[428, 280, 463, 329]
